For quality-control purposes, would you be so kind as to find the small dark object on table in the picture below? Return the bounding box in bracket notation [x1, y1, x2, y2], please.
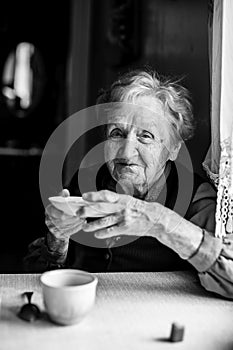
[170, 322, 185, 342]
[18, 291, 41, 322]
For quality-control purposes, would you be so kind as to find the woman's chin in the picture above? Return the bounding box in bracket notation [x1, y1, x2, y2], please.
[112, 169, 145, 190]
[115, 173, 142, 187]
[116, 171, 137, 181]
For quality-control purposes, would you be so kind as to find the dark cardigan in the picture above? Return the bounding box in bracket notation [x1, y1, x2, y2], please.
[65, 161, 210, 272]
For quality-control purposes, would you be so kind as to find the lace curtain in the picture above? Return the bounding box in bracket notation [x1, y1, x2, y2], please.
[203, 0, 233, 237]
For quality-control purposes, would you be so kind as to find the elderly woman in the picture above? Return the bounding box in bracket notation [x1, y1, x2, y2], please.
[24, 69, 233, 299]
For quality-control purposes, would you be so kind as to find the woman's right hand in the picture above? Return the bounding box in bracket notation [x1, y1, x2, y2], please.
[45, 189, 86, 241]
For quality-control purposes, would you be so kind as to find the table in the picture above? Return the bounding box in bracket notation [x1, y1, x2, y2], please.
[0, 271, 232, 350]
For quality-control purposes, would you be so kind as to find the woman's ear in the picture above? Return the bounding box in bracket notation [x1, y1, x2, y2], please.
[169, 142, 182, 161]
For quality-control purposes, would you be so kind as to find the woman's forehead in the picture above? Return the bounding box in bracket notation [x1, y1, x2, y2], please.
[106, 99, 169, 134]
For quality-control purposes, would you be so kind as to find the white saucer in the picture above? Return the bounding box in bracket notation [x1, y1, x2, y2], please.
[48, 196, 89, 216]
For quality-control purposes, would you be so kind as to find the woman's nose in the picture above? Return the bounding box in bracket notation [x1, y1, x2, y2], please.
[118, 137, 138, 159]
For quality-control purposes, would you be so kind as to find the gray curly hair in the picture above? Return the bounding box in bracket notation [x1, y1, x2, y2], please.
[97, 69, 195, 144]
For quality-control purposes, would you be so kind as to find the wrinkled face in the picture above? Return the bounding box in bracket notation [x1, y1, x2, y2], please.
[104, 96, 179, 196]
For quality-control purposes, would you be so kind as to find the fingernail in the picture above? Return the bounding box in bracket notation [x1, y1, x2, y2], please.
[108, 193, 119, 202]
[76, 208, 83, 216]
[62, 189, 70, 197]
[94, 232, 104, 239]
[82, 219, 87, 226]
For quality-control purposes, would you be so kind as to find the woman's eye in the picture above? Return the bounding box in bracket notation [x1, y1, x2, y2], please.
[108, 128, 123, 139]
[139, 132, 154, 142]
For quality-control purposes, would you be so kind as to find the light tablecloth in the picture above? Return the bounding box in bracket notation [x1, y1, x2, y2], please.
[0, 271, 232, 350]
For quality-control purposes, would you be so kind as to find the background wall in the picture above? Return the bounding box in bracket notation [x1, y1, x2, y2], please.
[87, 0, 210, 176]
[0, 1, 71, 271]
[0, 0, 210, 272]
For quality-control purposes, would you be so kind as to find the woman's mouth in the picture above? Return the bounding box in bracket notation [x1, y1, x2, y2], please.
[115, 163, 139, 173]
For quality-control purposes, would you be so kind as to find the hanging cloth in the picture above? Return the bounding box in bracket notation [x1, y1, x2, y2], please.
[203, 0, 233, 237]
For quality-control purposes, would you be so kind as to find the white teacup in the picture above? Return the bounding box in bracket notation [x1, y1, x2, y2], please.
[40, 269, 98, 325]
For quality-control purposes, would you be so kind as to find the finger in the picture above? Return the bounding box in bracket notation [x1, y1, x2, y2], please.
[83, 213, 122, 232]
[45, 211, 86, 228]
[47, 220, 84, 238]
[59, 189, 70, 197]
[45, 204, 72, 220]
[94, 225, 123, 239]
[79, 203, 123, 218]
[82, 190, 119, 203]
[46, 213, 84, 227]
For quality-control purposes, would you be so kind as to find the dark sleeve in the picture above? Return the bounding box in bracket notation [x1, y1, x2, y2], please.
[23, 236, 68, 272]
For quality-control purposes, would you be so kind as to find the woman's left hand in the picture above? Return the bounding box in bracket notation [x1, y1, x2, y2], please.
[80, 190, 162, 239]
[81, 190, 203, 262]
